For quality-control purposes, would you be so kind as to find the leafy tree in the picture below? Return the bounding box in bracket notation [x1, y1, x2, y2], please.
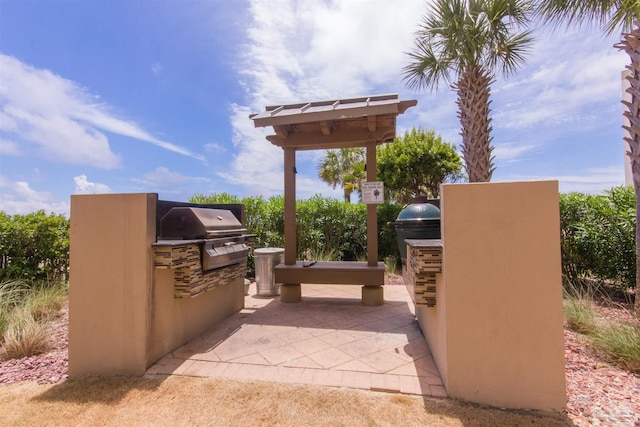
[403, 0, 534, 182]
[377, 128, 464, 204]
[317, 148, 365, 203]
[536, 0, 640, 312]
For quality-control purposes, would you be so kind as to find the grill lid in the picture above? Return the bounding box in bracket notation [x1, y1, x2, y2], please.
[159, 207, 247, 240]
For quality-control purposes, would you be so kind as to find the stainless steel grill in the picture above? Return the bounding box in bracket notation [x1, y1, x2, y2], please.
[159, 207, 250, 271]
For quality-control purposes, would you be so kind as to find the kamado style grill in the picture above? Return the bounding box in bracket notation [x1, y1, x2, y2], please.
[159, 207, 250, 271]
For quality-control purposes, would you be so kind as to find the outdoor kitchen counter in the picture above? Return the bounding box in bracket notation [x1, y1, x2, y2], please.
[152, 240, 248, 299]
[152, 239, 206, 246]
[405, 238, 442, 248]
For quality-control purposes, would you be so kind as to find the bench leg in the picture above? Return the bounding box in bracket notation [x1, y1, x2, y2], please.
[280, 283, 301, 303]
[362, 285, 383, 306]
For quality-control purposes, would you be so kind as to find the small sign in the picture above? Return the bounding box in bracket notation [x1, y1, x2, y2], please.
[362, 181, 384, 204]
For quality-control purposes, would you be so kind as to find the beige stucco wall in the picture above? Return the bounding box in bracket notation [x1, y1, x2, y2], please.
[415, 181, 566, 411]
[416, 270, 448, 386]
[69, 193, 157, 376]
[149, 269, 244, 363]
[69, 193, 245, 377]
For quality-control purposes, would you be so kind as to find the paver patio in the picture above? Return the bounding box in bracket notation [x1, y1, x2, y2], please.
[146, 283, 446, 398]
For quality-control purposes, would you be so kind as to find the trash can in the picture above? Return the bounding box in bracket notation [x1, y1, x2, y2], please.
[255, 248, 285, 297]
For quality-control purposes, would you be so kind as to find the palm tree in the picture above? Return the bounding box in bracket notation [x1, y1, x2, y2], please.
[317, 148, 365, 203]
[536, 0, 640, 311]
[403, 0, 534, 182]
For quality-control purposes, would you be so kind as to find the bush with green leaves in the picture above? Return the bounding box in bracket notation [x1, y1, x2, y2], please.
[190, 193, 402, 272]
[559, 186, 635, 292]
[0, 210, 69, 282]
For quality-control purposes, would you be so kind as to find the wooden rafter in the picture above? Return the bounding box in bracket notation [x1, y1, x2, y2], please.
[367, 116, 377, 132]
[319, 120, 333, 136]
[274, 125, 292, 139]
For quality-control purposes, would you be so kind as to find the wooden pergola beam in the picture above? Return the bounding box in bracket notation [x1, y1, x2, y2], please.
[266, 128, 396, 150]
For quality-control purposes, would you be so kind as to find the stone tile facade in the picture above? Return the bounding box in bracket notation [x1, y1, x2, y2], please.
[154, 243, 247, 298]
[405, 244, 442, 307]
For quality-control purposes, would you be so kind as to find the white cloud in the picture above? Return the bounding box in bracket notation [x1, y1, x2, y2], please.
[73, 174, 112, 194]
[218, 104, 285, 195]
[130, 167, 211, 195]
[493, 142, 539, 164]
[0, 54, 206, 169]
[493, 30, 627, 130]
[151, 62, 162, 76]
[204, 142, 226, 153]
[225, 0, 425, 196]
[502, 165, 625, 194]
[241, 0, 424, 108]
[0, 138, 20, 155]
[0, 176, 69, 215]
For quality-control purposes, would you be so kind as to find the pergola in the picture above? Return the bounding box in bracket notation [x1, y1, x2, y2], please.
[250, 94, 416, 305]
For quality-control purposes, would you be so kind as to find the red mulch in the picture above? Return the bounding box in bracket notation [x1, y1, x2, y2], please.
[1, 285, 639, 426]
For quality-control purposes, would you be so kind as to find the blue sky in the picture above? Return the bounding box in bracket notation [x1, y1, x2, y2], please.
[0, 0, 630, 216]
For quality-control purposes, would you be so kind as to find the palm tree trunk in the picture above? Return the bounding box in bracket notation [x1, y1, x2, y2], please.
[617, 23, 640, 313]
[454, 66, 495, 182]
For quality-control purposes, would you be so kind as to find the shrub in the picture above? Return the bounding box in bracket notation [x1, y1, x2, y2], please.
[0, 210, 69, 282]
[559, 186, 635, 293]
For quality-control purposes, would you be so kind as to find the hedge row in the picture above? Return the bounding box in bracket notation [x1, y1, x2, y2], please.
[1, 187, 634, 290]
[0, 211, 69, 283]
[559, 186, 635, 292]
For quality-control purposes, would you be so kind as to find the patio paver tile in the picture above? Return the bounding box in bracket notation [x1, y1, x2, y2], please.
[307, 347, 353, 369]
[259, 345, 305, 365]
[146, 283, 443, 399]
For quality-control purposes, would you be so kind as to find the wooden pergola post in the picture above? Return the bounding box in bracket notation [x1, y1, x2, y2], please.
[366, 141, 377, 267]
[283, 147, 296, 265]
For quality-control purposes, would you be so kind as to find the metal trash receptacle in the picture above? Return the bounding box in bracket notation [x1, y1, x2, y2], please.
[255, 248, 284, 296]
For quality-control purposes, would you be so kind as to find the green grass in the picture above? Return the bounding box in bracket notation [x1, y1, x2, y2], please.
[2, 305, 50, 359]
[563, 291, 640, 374]
[305, 245, 339, 262]
[592, 322, 640, 373]
[0, 280, 31, 340]
[384, 256, 398, 274]
[0, 280, 67, 360]
[563, 298, 597, 335]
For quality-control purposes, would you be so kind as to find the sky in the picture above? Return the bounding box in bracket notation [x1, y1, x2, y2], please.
[0, 0, 631, 216]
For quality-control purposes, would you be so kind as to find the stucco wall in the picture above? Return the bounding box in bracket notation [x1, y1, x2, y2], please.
[69, 193, 156, 376]
[415, 181, 566, 411]
[149, 269, 244, 363]
[415, 269, 448, 386]
[69, 193, 245, 377]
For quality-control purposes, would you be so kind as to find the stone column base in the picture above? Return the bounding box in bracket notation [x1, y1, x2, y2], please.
[362, 285, 383, 306]
[280, 283, 301, 303]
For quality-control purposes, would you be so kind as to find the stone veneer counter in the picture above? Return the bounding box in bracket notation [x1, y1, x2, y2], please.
[153, 240, 247, 299]
[404, 239, 442, 307]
